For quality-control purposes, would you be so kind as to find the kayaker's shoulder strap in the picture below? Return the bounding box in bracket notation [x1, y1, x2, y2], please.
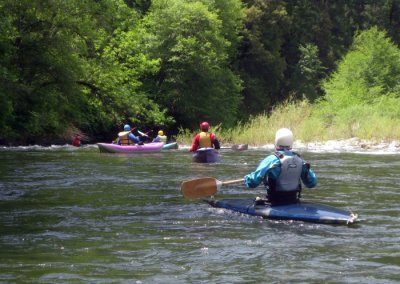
[274, 151, 301, 159]
[262, 152, 281, 186]
[273, 151, 280, 158]
[272, 151, 283, 164]
[292, 151, 301, 158]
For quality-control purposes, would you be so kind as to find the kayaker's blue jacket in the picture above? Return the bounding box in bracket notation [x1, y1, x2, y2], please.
[244, 150, 317, 189]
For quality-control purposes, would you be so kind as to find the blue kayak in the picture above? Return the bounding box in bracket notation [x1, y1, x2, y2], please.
[192, 147, 219, 163]
[207, 199, 360, 225]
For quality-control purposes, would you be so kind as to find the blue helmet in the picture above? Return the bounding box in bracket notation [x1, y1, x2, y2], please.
[123, 124, 131, 131]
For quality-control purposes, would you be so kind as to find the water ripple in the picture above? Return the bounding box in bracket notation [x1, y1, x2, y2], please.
[0, 148, 399, 283]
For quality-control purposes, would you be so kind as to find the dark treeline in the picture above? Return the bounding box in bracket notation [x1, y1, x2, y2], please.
[1, 0, 399, 145]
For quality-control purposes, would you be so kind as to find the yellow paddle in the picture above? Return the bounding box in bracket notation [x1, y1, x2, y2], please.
[181, 177, 244, 199]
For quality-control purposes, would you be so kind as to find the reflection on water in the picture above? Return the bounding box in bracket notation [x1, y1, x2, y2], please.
[0, 146, 399, 283]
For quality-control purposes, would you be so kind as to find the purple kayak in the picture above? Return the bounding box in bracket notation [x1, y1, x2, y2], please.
[97, 142, 164, 153]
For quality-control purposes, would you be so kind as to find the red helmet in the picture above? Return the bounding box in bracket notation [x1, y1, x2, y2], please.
[200, 122, 209, 131]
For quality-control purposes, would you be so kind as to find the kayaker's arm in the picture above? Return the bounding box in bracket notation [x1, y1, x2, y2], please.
[210, 133, 220, 149]
[301, 163, 317, 188]
[189, 134, 200, 152]
[128, 132, 140, 144]
[244, 156, 279, 188]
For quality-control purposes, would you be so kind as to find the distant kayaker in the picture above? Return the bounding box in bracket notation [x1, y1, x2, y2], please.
[152, 130, 167, 143]
[244, 128, 317, 205]
[72, 134, 81, 147]
[189, 121, 220, 152]
[117, 124, 143, 145]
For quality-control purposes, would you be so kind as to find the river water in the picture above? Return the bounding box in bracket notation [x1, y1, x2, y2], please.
[0, 145, 399, 283]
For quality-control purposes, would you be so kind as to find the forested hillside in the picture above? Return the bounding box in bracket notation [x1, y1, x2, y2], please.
[1, 0, 399, 145]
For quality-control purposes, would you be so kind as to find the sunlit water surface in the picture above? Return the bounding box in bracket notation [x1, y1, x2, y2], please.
[0, 145, 399, 283]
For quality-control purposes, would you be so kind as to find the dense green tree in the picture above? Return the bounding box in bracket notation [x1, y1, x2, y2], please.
[281, 1, 400, 103]
[0, 0, 172, 144]
[0, 0, 16, 140]
[236, 0, 290, 118]
[0, 0, 97, 143]
[317, 27, 400, 123]
[123, 0, 152, 14]
[345, 0, 400, 40]
[291, 43, 325, 102]
[282, 0, 339, 99]
[85, 1, 173, 135]
[211, 0, 245, 59]
[141, 0, 243, 129]
[386, 0, 400, 44]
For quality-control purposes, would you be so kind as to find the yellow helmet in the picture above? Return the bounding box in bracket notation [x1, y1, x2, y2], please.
[158, 130, 164, 136]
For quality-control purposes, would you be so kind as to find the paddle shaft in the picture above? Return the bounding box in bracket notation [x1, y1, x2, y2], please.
[221, 179, 244, 186]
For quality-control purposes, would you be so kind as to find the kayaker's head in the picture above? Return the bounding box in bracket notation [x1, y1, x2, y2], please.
[275, 128, 293, 150]
[158, 130, 164, 136]
[123, 124, 131, 131]
[200, 121, 209, 132]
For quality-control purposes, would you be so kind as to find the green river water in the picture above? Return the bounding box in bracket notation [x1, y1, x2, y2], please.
[0, 145, 399, 283]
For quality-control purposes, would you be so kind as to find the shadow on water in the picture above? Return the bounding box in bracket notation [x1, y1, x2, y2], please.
[0, 146, 399, 283]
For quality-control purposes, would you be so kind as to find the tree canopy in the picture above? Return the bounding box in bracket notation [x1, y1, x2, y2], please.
[1, 0, 400, 144]
[303, 27, 400, 140]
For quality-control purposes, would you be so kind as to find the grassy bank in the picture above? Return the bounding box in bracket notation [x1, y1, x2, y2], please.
[177, 28, 400, 146]
[176, 99, 400, 146]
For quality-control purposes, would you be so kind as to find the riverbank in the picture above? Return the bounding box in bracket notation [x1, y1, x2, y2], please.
[192, 138, 400, 154]
[175, 137, 400, 154]
[246, 138, 400, 154]
[296, 138, 400, 153]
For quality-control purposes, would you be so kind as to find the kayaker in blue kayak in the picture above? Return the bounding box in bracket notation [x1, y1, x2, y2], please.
[117, 124, 143, 145]
[189, 121, 220, 152]
[244, 128, 317, 205]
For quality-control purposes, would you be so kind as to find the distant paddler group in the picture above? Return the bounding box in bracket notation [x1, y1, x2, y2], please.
[97, 124, 177, 153]
[115, 124, 147, 145]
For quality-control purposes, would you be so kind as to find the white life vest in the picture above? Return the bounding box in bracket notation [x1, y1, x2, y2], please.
[275, 153, 303, 192]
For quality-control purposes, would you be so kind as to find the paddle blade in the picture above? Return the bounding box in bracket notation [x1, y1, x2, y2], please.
[181, 177, 218, 199]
